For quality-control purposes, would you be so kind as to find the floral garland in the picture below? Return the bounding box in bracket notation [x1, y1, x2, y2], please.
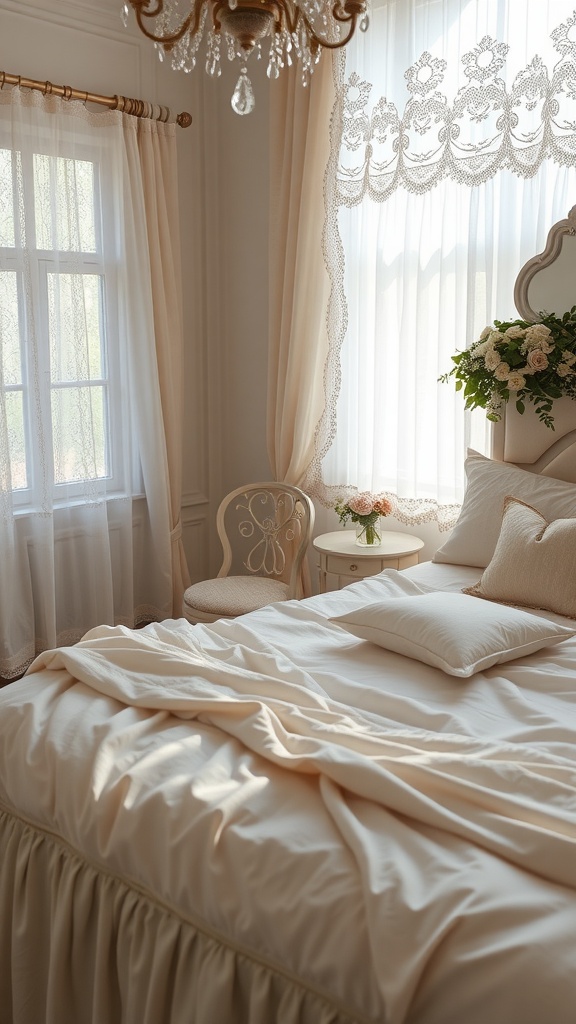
[440, 308, 576, 429]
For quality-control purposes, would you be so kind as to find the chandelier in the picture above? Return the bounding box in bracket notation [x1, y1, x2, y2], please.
[122, 0, 369, 115]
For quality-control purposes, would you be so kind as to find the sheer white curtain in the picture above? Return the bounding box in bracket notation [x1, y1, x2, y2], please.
[305, 0, 576, 526]
[0, 87, 176, 678]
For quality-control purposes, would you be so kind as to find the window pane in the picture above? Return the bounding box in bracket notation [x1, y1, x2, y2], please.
[0, 271, 22, 385]
[34, 154, 97, 252]
[48, 273, 104, 382]
[51, 385, 107, 483]
[3, 392, 27, 490]
[0, 148, 15, 247]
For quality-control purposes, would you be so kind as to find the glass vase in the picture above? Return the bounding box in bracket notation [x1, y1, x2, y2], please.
[355, 517, 382, 547]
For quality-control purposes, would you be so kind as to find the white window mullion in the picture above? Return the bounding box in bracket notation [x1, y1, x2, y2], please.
[31, 254, 56, 502]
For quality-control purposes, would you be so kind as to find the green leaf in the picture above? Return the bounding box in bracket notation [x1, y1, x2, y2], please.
[438, 309, 576, 430]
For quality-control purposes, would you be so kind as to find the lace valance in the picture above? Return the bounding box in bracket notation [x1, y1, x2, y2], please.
[336, 10, 576, 205]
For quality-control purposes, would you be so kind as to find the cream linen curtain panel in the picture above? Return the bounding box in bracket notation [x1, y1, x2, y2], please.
[0, 88, 186, 679]
[267, 57, 337, 594]
[133, 120, 190, 612]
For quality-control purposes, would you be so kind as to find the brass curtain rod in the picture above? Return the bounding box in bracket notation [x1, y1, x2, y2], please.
[0, 70, 192, 128]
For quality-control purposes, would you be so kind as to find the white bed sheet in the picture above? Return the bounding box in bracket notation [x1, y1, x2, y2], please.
[1, 562, 575, 1024]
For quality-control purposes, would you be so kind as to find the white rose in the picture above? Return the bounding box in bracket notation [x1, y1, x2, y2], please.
[557, 363, 574, 377]
[507, 372, 526, 391]
[494, 361, 510, 380]
[485, 349, 502, 371]
[526, 323, 551, 338]
[525, 324, 552, 350]
[505, 325, 526, 339]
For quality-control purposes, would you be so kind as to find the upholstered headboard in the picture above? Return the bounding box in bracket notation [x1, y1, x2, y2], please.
[491, 207, 576, 483]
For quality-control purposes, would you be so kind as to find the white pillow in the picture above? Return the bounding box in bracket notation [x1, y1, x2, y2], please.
[433, 450, 576, 568]
[330, 591, 576, 678]
[464, 497, 576, 618]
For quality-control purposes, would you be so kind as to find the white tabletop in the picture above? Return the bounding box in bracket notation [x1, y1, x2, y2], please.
[312, 530, 425, 559]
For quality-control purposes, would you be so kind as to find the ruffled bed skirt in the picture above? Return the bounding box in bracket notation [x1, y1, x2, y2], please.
[0, 808, 359, 1024]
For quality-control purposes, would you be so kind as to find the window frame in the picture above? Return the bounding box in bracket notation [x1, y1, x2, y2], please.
[0, 128, 128, 511]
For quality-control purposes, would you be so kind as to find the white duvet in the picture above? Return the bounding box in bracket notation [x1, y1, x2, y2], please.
[1, 564, 576, 1024]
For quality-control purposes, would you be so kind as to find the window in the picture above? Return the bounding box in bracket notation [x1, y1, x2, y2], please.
[0, 138, 126, 508]
[0, 88, 183, 679]
[312, 0, 576, 526]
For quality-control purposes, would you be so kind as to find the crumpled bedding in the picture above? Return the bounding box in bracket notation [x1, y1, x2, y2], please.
[1, 566, 576, 1024]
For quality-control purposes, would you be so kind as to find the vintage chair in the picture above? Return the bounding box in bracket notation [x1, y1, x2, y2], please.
[182, 482, 315, 624]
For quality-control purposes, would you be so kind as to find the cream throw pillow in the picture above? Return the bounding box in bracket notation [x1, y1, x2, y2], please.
[433, 451, 576, 568]
[330, 591, 575, 678]
[464, 497, 576, 618]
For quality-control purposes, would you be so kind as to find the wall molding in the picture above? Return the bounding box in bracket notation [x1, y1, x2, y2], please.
[181, 490, 209, 509]
[2, 0, 132, 36]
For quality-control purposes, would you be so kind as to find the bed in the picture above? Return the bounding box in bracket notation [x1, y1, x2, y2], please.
[2, 227, 576, 1024]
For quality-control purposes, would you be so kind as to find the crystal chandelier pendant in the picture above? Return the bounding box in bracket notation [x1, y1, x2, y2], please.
[231, 65, 255, 115]
[124, 0, 369, 115]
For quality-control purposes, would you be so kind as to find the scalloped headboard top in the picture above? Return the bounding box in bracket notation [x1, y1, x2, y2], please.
[492, 207, 576, 481]
[514, 206, 576, 321]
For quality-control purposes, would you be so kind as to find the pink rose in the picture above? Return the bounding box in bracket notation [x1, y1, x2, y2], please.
[347, 493, 375, 516]
[373, 496, 392, 516]
[527, 349, 548, 371]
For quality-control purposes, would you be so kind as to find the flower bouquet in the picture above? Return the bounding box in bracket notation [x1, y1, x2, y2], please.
[439, 308, 576, 429]
[334, 493, 392, 546]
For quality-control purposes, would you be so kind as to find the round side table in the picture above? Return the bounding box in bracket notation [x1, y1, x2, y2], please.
[312, 530, 425, 593]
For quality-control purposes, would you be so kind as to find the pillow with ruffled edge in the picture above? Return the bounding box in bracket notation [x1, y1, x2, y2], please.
[464, 496, 576, 619]
[330, 591, 576, 678]
[432, 450, 576, 569]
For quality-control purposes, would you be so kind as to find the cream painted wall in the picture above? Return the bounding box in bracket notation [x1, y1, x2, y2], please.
[200, 56, 272, 497]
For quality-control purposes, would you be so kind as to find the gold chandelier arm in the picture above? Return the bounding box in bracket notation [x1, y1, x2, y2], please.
[279, 0, 366, 51]
[129, 0, 203, 47]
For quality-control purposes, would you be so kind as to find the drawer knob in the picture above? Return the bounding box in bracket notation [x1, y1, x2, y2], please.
[349, 563, 358, 571]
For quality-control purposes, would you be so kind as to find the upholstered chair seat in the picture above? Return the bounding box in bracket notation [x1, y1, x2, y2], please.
[183, 576, 290, 623]
[182, 482, 315, 625]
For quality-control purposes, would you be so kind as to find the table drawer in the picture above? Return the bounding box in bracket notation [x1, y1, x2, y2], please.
[326, 555, 384, 577]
